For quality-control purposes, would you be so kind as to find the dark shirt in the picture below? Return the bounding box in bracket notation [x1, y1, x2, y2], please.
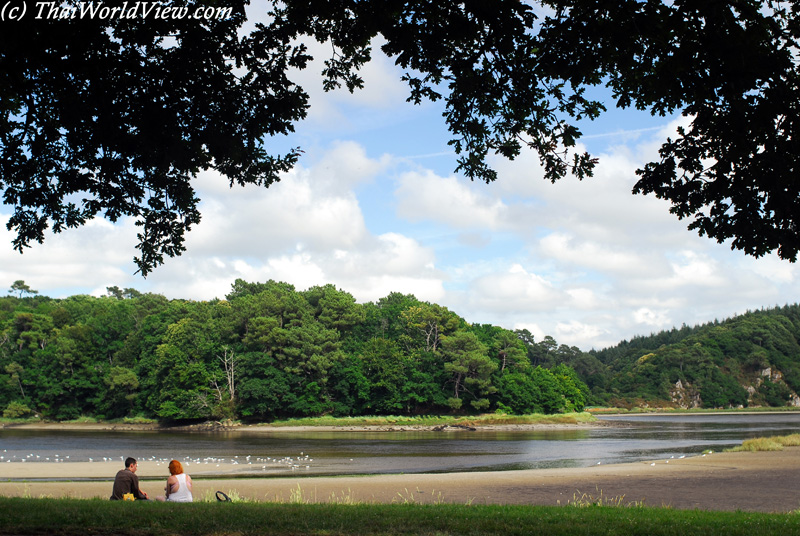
[110, 468, 147, 500]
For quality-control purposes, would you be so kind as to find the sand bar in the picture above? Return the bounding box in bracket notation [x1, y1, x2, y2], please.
[1, 448, 799, 512]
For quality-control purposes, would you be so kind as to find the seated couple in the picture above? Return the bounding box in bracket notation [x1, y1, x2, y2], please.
[110, 457, 193, 502]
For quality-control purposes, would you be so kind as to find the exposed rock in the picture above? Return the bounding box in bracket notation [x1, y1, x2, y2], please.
[432, 424, 477, 432]
[670, 379, 702, 409]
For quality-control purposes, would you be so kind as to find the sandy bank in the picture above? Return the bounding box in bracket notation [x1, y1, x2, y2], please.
[0, 421, 609, 434]
[1, 448, 799, 512]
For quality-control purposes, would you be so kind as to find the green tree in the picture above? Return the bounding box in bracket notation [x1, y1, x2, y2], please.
[551, 363, 589, 412]
[359, 337, 408, 414]
[237, 351, 293, 420]
[8, 281, 37, 298]
[6, 2, 796, 272]
[492, 329, 528, 373]
[4, 362, 26, 400]
[32, 323, 103, 419]
[3, 400, 32, 419]
[758, 379, 793, 407]
[303, 284, 365, 333]
[528, 366, 566, 414]
[101, 366, 140, 418]
[441, 331, 497, 411]
[145, 316, 216, 420]
[400, 303, 461, 353]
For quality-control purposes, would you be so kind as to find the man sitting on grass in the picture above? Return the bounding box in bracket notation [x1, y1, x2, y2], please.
[110, 457, 149, 500]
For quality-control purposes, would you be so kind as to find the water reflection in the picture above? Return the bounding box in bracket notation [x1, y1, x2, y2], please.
[1, 413, 798, 477]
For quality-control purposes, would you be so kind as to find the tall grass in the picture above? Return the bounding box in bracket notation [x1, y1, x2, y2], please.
[1, 497, 799, 536]
[728, 434, 800, 452]
[262, 412, 596, 428]
[588, 406, 800, 415]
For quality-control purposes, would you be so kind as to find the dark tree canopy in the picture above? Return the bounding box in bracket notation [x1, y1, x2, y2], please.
[2, 0, 798, 274]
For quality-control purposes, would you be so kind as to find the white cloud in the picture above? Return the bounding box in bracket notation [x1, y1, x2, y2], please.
[4, 57, 800, 353]
[395, 170, 507, 229]
[633, 307, 672, 327]
[539, 233, 653, 276]
[554, 321, 607, 349]
[668, 250, 725, 287]
[466, 263, 562, 315]
[0, 214, 138, 294]
[512, 322, 545, 341]
[565, 287, 601, 310]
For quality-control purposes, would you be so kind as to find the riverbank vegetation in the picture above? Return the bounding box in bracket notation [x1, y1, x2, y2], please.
[259, 412, 597, 428]
[0, 412, 596, 429]
[4, 280, 800, 422]
[0, 280, 589, 422]
[1, 497, 799, 536]
[551, 304, 800, 410]
[727, 434, 800, 453]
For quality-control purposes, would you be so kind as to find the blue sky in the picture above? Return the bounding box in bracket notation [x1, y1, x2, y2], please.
[3, 17, 799, 351]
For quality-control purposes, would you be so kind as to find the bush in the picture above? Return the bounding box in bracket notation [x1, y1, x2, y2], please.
[3, 401, 32, 418]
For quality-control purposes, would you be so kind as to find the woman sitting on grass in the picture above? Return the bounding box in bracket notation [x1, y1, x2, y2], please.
[156, 460, 193, 502]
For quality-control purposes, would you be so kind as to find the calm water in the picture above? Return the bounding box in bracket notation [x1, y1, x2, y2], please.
[1, 413, 799, 479]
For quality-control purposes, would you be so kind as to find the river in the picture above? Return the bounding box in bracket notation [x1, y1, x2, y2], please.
[1, 413, 798, 477]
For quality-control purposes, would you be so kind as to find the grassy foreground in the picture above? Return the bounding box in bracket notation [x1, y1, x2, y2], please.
[1, 498, 800, 536]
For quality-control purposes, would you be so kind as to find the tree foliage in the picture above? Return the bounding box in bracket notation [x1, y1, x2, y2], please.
[0, 280, 589, 421]
[2, 1, 797, 274]
[588, 305, 800, 408]
[4, 281, 800, 418]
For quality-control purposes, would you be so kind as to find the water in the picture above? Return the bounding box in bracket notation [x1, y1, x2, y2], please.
[1, 413, 798, 478]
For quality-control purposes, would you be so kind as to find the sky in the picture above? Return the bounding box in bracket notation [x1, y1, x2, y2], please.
[3, 9, 800, 351]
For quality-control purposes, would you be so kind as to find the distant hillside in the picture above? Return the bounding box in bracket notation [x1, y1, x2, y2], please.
[570, 305, 800, 409]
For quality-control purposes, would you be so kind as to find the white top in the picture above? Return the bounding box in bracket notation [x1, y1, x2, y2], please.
[167, 473, 193, 502]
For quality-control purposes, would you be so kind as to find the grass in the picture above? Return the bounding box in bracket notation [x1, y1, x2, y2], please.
[588, 406, 800, 414]
[727, 433, 800, 452]
[0, 412, 595, 429]
[1, 497, 800, 536]
[260, 412, 597, 428]
[1, 415, 158, 425]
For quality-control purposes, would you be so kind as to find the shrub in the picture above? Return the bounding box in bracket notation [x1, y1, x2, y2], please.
[3, 401, 32, 418]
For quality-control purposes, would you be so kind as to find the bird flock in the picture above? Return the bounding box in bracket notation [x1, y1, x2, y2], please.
[0, 449, 316, 472]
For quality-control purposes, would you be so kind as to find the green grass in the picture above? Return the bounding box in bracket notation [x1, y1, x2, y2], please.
[260, 412, 597, 428]
[0, 412, 595, 429]
[0, 415, 158, 425]
[727, 433, 800, 452]
[1, 497, 799, 536]
[588, 406, 800, 415]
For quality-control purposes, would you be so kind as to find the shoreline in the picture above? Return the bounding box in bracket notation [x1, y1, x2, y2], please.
[4, 408, 798, 433]
[0, 420, 611, 433]
[1, 448, 799, 512]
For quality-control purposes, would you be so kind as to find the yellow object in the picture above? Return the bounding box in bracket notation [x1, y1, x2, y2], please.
[123, 493, 135, 501]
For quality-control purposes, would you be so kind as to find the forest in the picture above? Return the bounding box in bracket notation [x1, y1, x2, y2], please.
[4, 279, 800, 422]
[551, 305, 800, 410]
[0, 279, 588, 421]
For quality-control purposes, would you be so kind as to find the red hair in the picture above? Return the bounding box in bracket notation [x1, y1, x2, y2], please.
[168, 460, 184, 475]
